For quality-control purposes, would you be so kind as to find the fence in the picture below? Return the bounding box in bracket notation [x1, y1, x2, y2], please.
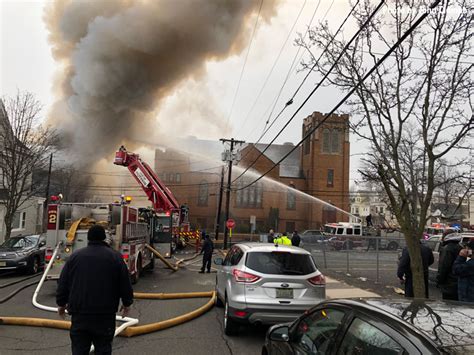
[300, 235, 405, 284]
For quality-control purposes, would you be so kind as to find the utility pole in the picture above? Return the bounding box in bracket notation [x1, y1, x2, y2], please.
[220, 138, 245, 249]
[43, 153, 53, 232]
[214, 165, 225, 240]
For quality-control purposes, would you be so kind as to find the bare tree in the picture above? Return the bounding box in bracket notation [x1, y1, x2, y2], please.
[0, 92, 56, 239]
[50, 165, 93, 202]
[433, 161, 472, 221]
[298, 0, 473, 297]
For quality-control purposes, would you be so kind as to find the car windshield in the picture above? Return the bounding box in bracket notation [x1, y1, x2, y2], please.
[1, 235, 39, 248]
[324, 226, 336, 234]
[246, 251, 317, 275]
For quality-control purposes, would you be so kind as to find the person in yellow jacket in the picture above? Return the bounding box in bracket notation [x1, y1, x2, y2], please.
[274, 233, 292, 246]
[274, 234, 283, 245]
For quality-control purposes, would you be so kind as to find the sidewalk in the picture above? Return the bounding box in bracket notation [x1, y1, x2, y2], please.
[326, 276, 380, 299]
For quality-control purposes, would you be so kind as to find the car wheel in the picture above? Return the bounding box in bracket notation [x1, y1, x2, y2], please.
[215, 277, 224, 307]
[387, 241, 398, 251]
[224, 297, 239, 336]
[28, 256, 40, 275]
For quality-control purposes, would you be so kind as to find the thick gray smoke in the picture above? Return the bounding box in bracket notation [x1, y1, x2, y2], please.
[44, 0, 278, 161]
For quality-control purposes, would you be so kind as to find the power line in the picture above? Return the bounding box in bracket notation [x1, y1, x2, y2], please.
[235, 0, 336, 166]
[255, 0, 357, 147]
[233, 0, 373, 184]
[225, 0, 264, 129]
[254, 0, 323, 137]
[235, 0, 442, 191]
[238, 0, 308, 132]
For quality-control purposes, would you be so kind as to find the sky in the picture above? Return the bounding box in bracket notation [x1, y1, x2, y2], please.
[0, 1, 363, 168]
[1, 0, 472, 202]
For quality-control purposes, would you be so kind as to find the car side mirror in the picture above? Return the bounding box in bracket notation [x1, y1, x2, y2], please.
[214, 258, 223, 265]
[269, 325, 290, 342]
[39, 241, 46, 247]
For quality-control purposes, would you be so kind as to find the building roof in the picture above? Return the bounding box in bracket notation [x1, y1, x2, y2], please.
[253, 143, 302, 178]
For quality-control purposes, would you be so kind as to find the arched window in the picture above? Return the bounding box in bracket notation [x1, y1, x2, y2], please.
[236, 180, 263, 208]
[322, 129, 331, 153]
[287, 184, 296, 210]
[197, 181, 208, 206]
[331, 130, 340, 153]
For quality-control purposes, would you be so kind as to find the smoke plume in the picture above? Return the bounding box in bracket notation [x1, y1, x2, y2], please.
[44, 0, 278, 161]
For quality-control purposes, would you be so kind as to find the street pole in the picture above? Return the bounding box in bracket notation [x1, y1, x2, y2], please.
[42, 153, 53, 232]
[220, 138, 245, 250]
[214, 165, 225, 240]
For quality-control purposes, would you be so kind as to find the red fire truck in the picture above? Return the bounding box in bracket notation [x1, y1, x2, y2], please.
[114, 146, 199, 257]
[45, 199, 154, 283]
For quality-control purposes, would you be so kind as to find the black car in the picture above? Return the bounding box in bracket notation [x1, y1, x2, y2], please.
[263, 298, 474, 354]
[0, 234, 46, 274]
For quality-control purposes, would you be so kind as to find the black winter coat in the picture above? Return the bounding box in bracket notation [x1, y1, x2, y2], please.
[453, 255, 474, 303]
[201, 239, 214, 257]
[397, 244, 434, 298]
[56, 241, 134, 315]
[437, 241, 461, 297]
[291, 234, 301, 247]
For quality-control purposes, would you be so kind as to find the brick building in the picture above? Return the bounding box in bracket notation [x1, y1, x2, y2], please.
[154, 111, 350, 234]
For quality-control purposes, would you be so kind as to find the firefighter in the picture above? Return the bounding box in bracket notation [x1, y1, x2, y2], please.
[56, 225, 133, 355]
[199, 234, 214, 273]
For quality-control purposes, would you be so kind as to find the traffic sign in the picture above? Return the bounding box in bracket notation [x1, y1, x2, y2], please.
[226, 219, 235, 229]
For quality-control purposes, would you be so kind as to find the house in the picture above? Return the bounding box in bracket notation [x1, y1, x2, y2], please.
[0, 99, 45, 243]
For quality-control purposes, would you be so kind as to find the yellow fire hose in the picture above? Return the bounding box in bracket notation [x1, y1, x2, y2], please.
[0, 291, 216, 337]
[146, 244, 179, 271]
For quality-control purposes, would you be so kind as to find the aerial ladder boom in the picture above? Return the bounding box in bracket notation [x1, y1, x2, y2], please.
[114, 146, 180, 213]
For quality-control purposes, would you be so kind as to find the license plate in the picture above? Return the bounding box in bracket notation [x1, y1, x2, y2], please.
[276, 288, 293, 299]
[0, 261, 6, 267]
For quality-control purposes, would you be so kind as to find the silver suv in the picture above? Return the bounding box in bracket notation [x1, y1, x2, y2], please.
[214, 243, 326, 335]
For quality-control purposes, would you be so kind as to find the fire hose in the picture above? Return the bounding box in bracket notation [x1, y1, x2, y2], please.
[0, 242, 215, 345]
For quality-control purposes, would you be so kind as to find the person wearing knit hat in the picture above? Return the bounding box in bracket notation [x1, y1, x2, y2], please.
[57, 224, 133, 354]
[88, 224, 106, 241]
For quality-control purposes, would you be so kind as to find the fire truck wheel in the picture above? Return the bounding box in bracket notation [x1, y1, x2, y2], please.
[146, 255, 155, 271]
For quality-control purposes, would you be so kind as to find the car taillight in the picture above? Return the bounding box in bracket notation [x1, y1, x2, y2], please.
[308, 274, 326, 285]
[232, 269, 260, 283]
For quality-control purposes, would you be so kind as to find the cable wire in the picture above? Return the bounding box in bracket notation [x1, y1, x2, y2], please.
[225, 0, 264, 129]
[233, 0, 372, 184]
[238, 0, 308, 132]
[235, 0, 442, 191]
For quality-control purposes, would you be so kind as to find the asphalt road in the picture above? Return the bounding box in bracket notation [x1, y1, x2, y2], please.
[0, 254, 267, 355]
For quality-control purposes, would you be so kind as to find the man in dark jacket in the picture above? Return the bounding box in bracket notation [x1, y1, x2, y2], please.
[57, 225, 133, 355]
[291, 231, 301, 247]
[397, 243, 434, 298]
[453, 241, 474, 303]
[437, 235, 462, 300]
[199, 234, 214, 273]
[267, 229, 275, 243]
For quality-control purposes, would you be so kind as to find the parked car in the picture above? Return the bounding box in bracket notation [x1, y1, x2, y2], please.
[262, 298, 474, 355]
[300, 230, 326, 244]
[214, 243, 326, 335]
[0, 234, 46, 274]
